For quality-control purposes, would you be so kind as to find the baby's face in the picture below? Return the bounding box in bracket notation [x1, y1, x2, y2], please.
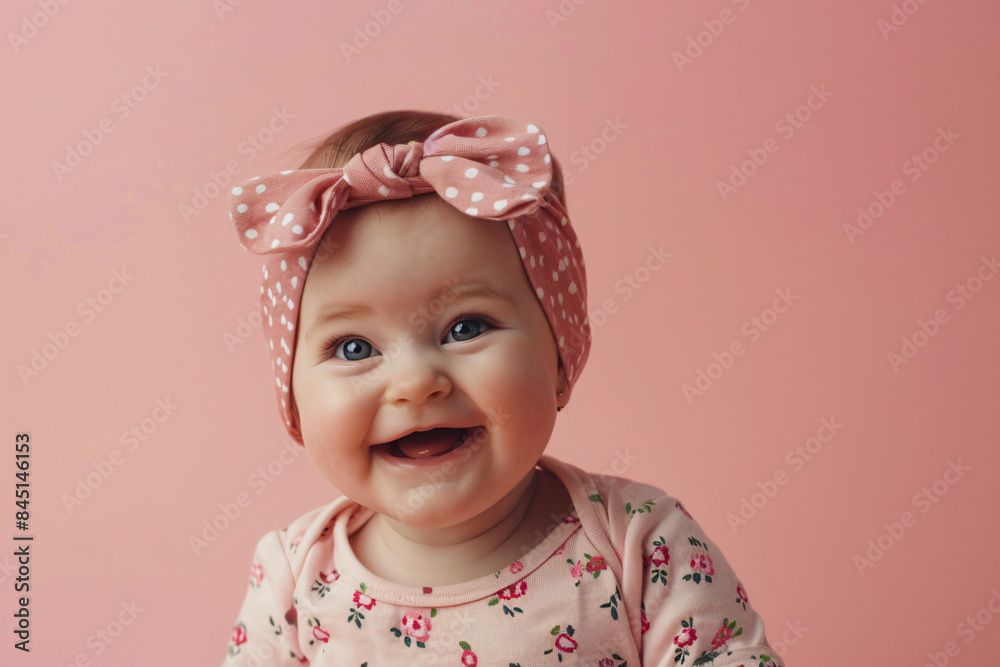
[291, 195, 568, 529]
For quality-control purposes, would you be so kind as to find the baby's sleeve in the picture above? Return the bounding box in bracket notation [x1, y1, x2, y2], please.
[628, 496, 784, 667]
[220, 529, 307, 666]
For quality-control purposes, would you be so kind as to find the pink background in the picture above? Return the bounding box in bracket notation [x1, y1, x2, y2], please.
[3, 0, 999, 664]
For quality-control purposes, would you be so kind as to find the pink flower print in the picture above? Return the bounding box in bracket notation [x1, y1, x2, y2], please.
[675, 501, 693, 519]
[736, 583, 748, 609]
[353, 589, 376, 610]
[230, 622, 247, 647]
[691, 553, 714, 576]
[650, 544, 670, 567]
[600, 659, 614, 667]
[544, 624, 577, 660]
[555, 631, 578, 653]
[570, 559, 583, 579]
[348, 583, 375, 628]
[641, 603, 650, 635]
[674, 627, 696, 648]
[586, 555, 607, 573]
[249, 562, 264, 587]
[497, 579, 527, 600]
[489, 580, 526, 617]
[459, 641, 478, 665]
[673, 617, 697, 664]
[711, 618, 743, 650]
[683, 550, 715, 584]
[320, 568, 339, 584]
[313, 625, 330, 643]
[563, 514, 579, 523]
[289, 534, 303, 554]
[554, 541, 567, 555]
[509, 560, 524, 574]
[711, 625, 731, 649]
[400, 608, 432, 643]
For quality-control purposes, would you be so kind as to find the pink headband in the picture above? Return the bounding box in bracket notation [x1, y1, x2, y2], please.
[228, 115, 591, 443]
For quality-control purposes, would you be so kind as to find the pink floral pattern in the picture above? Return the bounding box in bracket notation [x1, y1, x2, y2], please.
[543, 624, 578, 661]
[672, 617, 697, 664]
[489, 579, 527, 617]
[391, 607, 434, 648]
[249, 562, 264, 588]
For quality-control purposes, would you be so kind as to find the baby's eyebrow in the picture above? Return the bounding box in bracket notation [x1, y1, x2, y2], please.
[306, 281, 513, 341]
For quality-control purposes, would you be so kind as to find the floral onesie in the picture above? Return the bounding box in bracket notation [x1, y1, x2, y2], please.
[220, 454, 784, 666]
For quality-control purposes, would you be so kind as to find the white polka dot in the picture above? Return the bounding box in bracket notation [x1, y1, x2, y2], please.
[280, 260, 287, 271]
[237, 204, 248, 213]
[504, 136, 516, 142]
[475, 127, 487, 137]
[518, 147, 530, 156]
[539, 255, 545, 266]
[471, 192, 484, 202]
[255, 184, 266, 194]
[493, 199, 507, 210]
[232, 186, 243, 195]
[489, 161, 500, 168]
[244, 229, 257, 239]
[530, 255, 536, 268]
[539, 232, 547, 242]
[276, 282, 282, 293]
[559, 335, 565, 348]
[538, 134, 547, 145]
[536, 287, 544, 299]
[466, 207, 478, 216]
[265, 202, 280, 212]
[552, 271, 559, 281]
[280, 170, 294, 175]
[292, 225, 303, 234]
[441, 156, 454, 162]
[545, 154, 551, 164]
[281, 313, 286, 324]
[378, 185, 391, 196]
[533, 181, 547, 189]
[527, 124, 539, 133]
[519, 246, 526, 258]
[269, 315, 273, 326]
[291, 276, 298, 288]
[282, 213, 294, 226]
[504, 175, 516, 184]
[269, 339, 274, 350]
[562, 309, 567, 319]
[568, 282, 577, 294]
[464, 167, 478, 178]
[271, 239, 280, 248]
[269, 216, 276, 225]
[299, 257, 308, 270]
[516, 164, 529, 173]
[502, 182, 514, 188]
[275, 377, 281, 387]
[287, 321, 294, 331]
[445, 187, 458, 198]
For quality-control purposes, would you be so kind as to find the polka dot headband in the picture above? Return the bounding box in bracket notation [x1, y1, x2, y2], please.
[228, 115, 591, 443]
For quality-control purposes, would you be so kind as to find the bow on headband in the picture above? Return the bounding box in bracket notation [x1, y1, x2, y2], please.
[228, 115, 591, 442]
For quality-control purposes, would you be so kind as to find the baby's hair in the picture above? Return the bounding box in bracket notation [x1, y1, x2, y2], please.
[295, 109, 569, 209]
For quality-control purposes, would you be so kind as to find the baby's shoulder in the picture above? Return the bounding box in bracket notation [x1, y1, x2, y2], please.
[249, 495, 355, 572]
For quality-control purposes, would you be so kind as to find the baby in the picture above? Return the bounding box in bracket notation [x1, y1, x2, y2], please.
[220, 112, 784, 666]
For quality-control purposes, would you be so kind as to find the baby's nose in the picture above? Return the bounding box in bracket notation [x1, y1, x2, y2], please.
[381, 350, 453, 405]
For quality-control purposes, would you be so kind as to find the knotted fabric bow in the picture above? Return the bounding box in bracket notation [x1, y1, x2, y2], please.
[228, 115, 590, 443]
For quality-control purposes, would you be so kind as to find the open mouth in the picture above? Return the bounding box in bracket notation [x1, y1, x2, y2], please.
[384, 427, 472, 460]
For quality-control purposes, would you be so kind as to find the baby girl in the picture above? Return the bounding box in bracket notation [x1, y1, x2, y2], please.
[220, 111, 784, 666]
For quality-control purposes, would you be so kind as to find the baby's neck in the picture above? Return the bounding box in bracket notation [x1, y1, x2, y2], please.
[349, 468, 571, 586]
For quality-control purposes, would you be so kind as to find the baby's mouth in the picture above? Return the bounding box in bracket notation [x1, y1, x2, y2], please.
[386, 427, 471, 460]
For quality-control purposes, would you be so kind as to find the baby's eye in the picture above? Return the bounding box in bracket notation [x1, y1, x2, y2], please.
[445, 317, 493, 343]
[330, 337, 382, 362]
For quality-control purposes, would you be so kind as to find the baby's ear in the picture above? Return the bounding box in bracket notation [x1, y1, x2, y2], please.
[556, 361, 571, 409]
